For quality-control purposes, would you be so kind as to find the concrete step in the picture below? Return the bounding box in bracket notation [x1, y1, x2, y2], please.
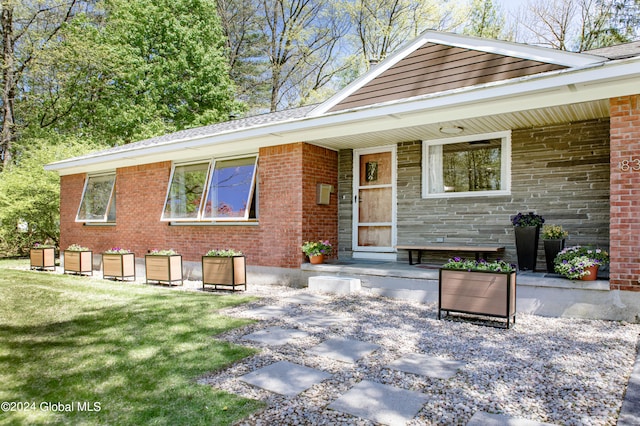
[308, 275, 361, 294]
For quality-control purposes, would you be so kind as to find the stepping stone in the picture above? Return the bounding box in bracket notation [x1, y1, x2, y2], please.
[387, 353, 465, 380]
[467, 411, 558, 426]
[307, 337, 381, 363]
[282, 293, 329, 305]
[239, 361, 331, 397]
[242, 326, 310, 345]
[240, 306, 292, 319]
[328, 380, 429, 425]
[294, 313, 349, 327]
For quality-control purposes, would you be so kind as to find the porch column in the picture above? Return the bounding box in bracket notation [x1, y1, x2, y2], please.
[610, 95, 640, 291]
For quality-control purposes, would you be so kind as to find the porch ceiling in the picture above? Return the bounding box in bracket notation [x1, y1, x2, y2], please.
[305, 99, 610, 150]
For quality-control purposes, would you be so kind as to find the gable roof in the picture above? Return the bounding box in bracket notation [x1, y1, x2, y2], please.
[46, 31, 640, 176]
[310, 31, 605, 115]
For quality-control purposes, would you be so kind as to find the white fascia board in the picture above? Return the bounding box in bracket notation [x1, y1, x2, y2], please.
[47, 57, 640, 176]
[309, 31, 606, 116]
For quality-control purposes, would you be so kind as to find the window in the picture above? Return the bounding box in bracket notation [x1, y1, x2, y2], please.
[76, 173, 116, 222]
[162, 155, 258, 222]
[203, 157, 258, 220]
[162, 162, 209, 220]
[422, 131, 510, 198]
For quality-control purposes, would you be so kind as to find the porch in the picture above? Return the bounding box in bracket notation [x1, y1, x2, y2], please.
[299, 260, 640, 323]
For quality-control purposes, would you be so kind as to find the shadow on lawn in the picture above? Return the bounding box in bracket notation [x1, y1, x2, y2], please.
[0, 289, 263, 425]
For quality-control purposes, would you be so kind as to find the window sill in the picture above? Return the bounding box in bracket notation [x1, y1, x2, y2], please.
[168, 221, 259, 226]
[81, 222, 116, 226]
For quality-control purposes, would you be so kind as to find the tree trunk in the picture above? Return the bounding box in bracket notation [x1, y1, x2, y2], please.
[1, 2, 15, 169]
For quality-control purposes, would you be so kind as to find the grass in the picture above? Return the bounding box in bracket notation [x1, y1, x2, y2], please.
[0, 259, 264, 425]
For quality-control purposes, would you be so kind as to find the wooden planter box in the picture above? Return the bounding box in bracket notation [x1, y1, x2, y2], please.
[145, 254, 183, 285]
[30, 247, 56, 271]
[202, 255, 246, 291]
[64, 250, 93, 276]
[103, 253, 136, 281]
[438, 269, 516, 329]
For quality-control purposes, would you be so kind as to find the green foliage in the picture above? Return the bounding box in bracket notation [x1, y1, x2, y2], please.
[463, 0, 506, 39]
[205, 249, 243, 257]
[442, 257, 516, 272]
[0, 136, 104, 256]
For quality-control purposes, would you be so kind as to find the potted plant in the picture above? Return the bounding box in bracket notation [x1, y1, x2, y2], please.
[30, 243, 56, 271]
[301, 240, 333, 264]
[554, 245, 609, 281]
[512, 212, 545, 271]
[145, 249, 183, 285]
[439, 257, 517, 328]
[201, 249, 246, 291]
[541, 224, 569, 274]
[64, 244, 93, 275]
[102, 247, 136, 281]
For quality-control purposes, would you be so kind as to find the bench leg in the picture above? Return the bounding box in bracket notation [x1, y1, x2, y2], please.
[408, 251, 414, 265]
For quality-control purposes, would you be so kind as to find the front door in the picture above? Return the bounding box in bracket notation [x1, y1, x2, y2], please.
[353, 146, 396, 260]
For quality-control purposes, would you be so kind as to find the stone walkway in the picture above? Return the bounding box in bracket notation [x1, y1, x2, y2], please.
[197, 286, 640, 426]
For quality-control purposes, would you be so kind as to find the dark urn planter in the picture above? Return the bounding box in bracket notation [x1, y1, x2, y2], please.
[543, 239, 565, 274]
[514, 226, 540, 271]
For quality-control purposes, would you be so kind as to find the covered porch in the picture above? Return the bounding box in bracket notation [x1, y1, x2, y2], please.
[299, 259, 640, 322]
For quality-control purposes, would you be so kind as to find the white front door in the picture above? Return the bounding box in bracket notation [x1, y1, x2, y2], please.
[353, 146, 397, 260]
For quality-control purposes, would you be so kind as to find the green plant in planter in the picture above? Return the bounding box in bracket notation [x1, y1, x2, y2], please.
[554, 245, 609, 279]
[301, 240, 332, 257]
[512, 212, 545, 227]
[442, 257, 516, 273]
[148, 249, 179, 256]
[541, 224, 568, 240]
[205, 248, 243, 256]
[104, 247, 132, 254]
[66, 244, 89, 251]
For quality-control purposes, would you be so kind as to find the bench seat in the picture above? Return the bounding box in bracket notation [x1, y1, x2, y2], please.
[395, 244, 505, 265]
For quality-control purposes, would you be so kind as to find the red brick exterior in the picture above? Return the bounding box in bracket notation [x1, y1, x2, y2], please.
[59, 143, 338, 269]
[610, 95, 640, 291]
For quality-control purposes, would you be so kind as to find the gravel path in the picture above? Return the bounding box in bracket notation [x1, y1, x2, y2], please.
[199, 284, 640, 426]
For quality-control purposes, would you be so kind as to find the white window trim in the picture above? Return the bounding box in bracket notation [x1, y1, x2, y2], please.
[161, 160, 212, 222]
[421, 130, 511, 199]
[203, 155, 258, 222]
[75, 172, 116, 223]
[161, 154, 259, 223]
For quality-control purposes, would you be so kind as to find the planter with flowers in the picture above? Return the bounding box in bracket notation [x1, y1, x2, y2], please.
[512, 212, 545, 271]
[301, 240, 333, 264]
[64, 244, 93, 276]
[145, 249, 183, 285]
[541, 225, 569, 273]
[30, 243, 56, 271]
[202, 249, 246, 291]
[439, 257, 517, 329]
[554, 246, 609, 281]
[102, 248, 136, 281]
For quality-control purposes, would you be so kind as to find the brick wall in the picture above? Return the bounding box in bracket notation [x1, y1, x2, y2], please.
[610, 95, 640, 290]
[340, 118, 611, 268]
[59, 143, 338, 269]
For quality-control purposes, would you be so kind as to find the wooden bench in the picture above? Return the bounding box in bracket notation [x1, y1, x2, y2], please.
[395, 244, 505, 265]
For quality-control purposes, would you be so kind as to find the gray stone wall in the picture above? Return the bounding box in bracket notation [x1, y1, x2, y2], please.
[338, 118, 611, 269]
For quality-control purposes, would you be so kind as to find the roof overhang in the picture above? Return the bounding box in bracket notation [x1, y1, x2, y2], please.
[45, 55, 640, 176]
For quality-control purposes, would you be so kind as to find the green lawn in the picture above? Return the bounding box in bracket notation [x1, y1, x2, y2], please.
[0, 260, 264, 425]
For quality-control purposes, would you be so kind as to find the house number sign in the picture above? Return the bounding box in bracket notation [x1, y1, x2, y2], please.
[619, 158, 640, 171]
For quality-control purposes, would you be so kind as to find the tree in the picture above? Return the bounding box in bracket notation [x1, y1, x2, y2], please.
[345, 0, 460, 68]
[462, 0, 506, 39]
[0, 134, 104, 256]
[0, 0, 85, 170]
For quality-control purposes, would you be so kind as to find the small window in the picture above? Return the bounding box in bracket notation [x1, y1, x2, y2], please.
[162, 162, 210, 221]
[76, 173, 116, 222]
[202, 156, 258, 220]
[423, 131, 511, 198]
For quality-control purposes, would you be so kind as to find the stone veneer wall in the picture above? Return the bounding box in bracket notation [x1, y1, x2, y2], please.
[339, 118, 611, 269]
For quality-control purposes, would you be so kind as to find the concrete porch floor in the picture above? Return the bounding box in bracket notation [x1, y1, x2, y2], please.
[299, 260, 640, 323]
